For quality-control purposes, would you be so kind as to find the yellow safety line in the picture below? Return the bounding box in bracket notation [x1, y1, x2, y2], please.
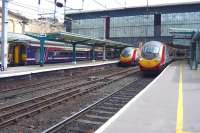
[176, 65, 191, 133]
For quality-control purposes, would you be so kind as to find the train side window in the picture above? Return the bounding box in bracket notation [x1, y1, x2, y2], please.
[166, 47, 169, 58]
[59, 52, 64, 56]
[64, 52, 68, 56]
[48, 52, 54, 57]
[60, 52, 68, 57]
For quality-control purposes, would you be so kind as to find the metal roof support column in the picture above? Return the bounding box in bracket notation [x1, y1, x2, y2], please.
[191, 42, 198, 70]
[103, 16, 110, 39]
[92, 45, 96, 62]
[72, 43, 76, 64]
[196, 40, 199, 67]
[39, 34, 46, 67]
[103, 45, 106, 60]
[189, 44, 192, 66]
[114, 48, 120, 58]
[154, 14, 161, 38]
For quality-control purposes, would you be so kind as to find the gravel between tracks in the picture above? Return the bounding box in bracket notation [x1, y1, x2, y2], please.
[0, 72, 154, 133]
[0, 67, 125, 108]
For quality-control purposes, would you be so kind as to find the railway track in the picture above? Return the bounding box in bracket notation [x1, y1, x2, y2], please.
[0, 67, 125, 100]
[0, 66, 122, 93]
[42, 78, 146, 133]
[0, 67, 139, 128]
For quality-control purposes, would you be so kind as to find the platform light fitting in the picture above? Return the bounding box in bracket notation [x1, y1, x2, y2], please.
[55, 0, 65, 8]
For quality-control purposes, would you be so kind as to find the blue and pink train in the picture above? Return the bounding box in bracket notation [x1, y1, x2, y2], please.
[8, 40, 108, 66]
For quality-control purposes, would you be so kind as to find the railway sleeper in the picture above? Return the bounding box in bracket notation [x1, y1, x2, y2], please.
[116, 92, 135, 96]
[107, 99, 128, 104]
[102, 102, 124, 108]
[118, 89, 138, 94]
[82, 114, 110, 123]
[68, 126, 95, 133]
[116, 94, 136, 99]
[76, 119, 103, 129]
[117, 93, 137, 98]
[89, 110, 114, 117]
[96, 106, 120, 112]
[111, 96, 131, 101]
[117, 90, 139, 96]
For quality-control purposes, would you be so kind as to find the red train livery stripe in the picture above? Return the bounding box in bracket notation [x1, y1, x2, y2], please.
[132, 49, 137, 62]
[161, 46, 166, 65]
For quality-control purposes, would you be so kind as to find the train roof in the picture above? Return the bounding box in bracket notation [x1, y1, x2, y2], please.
[143, 41, 163, 47]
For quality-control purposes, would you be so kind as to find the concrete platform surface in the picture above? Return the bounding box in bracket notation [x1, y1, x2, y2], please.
[95, 61, 200, 133]
[0, 60, 118, 78]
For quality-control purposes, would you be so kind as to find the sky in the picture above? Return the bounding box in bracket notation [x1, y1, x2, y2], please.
[2, 0, 200, 22]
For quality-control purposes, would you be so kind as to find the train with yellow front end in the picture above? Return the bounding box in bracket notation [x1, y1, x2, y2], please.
[119, 47, 141, 66]
[139, 41, 174, 72]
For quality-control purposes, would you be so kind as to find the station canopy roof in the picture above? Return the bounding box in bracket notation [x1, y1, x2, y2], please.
[0, 32, 39, 43]
[26, 32, 131, 48]
[0, 33, 90, 48]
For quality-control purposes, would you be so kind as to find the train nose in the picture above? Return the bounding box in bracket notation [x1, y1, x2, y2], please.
[119, 55, 132, 63]
[139, 58, 160, 68]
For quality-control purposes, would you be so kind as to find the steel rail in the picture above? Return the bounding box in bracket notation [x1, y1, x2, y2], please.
[42, 79, 139, 133]
[0, 67, 139, 128]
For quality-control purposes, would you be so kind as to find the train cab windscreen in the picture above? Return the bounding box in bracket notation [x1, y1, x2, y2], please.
[141, 45, 160, 60]
[121, 48, 132, 57]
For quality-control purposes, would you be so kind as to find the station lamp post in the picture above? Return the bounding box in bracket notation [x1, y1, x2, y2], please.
[37, 0, 66, 67]
[1, 0, 8, 71]
[54, 0, 66, 23]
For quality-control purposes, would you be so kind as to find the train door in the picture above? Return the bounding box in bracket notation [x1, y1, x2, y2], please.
[35, 48, 40, 63]
[14, 45, 20, 65]
[8, 45, 14, 65]
[13, 44, 26, 65]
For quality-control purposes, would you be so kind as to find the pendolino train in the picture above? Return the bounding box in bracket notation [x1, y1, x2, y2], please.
[139, 41, 174, 72]
[119, 47, 141, 66]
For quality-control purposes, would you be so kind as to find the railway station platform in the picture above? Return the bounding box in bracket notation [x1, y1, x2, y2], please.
[0, 60, 118, 79]
[96, 61, 200, 133]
